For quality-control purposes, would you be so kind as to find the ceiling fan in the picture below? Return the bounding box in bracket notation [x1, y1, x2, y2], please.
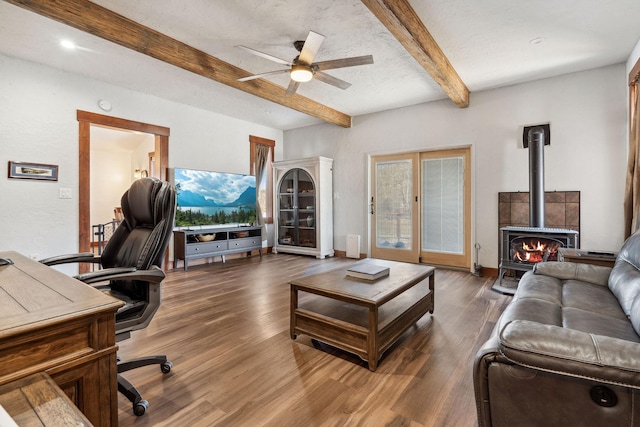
[237, 31, 373, 95]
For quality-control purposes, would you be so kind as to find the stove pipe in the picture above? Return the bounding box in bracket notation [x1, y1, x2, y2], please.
[528, 126, 546, 228]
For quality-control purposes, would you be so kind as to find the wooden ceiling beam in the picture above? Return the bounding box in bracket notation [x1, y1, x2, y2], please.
[361, 0, 469, 108]
[4, 0, 352, 127]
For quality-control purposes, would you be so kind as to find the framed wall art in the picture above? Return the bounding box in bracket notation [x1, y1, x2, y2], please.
[8, 161, 59, 181]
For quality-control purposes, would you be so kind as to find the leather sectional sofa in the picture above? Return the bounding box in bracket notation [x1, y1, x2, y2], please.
[474, 230, 640, 426]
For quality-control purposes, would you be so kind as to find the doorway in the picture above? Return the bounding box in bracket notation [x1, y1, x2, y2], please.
[370, 147, 471, 268]
[90, 126, 155, 230]
[77, 111, 170, 271]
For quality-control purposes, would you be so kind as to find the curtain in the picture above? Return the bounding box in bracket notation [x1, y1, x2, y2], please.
[625, 81, 640, 238]
[254, 144, 270, 229]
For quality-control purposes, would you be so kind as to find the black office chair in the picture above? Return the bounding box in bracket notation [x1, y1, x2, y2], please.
[41, 177, 176, 416]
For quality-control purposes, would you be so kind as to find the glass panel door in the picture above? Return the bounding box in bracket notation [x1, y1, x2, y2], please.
[370, 153, 419, 263]
[277, 170, 296, 246]
[296, 169, 316, 248]
[277, 168, 316, 248]
[420, 148, 470, 268]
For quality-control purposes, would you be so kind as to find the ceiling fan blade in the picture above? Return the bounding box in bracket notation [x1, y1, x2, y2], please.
[314, 55, 374, 71]
[286, 80, 300, 95]
[238, 69, 290, 82]
[314, 71, 352, 90]
[237, 45, 291, 66]
[298, 31, 325, 65]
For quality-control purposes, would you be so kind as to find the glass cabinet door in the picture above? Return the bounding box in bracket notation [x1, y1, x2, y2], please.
[278, 168, 316, 248]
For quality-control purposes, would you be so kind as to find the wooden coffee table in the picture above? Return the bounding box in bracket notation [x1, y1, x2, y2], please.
[289, 259, 435, 371]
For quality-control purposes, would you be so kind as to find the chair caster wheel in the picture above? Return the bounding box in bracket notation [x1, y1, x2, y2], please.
[161, 361, 173, 374]
[133, 400, 148, 416]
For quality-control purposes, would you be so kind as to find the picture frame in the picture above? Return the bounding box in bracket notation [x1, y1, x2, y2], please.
[8, 161, 59, 181]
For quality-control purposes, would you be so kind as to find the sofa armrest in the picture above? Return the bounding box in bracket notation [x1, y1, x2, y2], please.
[473, 327, 510, 427]
[533, 261, 611, 287]
[499, 320, 640, 389]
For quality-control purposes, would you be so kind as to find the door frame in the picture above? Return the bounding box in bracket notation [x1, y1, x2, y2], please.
[77, 111, 170, 271]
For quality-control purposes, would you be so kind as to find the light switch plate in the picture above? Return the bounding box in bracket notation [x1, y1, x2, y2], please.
[59, 188, 72, 199]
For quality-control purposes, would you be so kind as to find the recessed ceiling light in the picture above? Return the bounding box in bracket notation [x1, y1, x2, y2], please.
[529, 37, 545, 45]
[60, 39, 76, 50]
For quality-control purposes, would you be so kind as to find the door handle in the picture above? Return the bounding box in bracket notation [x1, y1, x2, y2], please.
[369, 196, 375, 215]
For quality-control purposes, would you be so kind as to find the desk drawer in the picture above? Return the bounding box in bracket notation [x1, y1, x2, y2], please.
[229, 238, 261, 250]
[186, 241, 228, 255]
[0, 320, 94, 381]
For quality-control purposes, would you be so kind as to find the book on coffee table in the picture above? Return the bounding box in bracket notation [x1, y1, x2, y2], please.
[346, 261, 390, 280]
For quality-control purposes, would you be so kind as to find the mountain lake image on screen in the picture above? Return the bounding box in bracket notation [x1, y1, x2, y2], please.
[172, 168, 257, 228]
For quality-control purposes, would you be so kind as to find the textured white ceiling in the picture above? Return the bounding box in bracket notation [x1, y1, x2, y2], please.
[1, 0, 639, 130]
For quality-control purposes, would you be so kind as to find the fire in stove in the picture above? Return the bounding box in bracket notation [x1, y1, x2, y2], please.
[511, 237, 561, 264]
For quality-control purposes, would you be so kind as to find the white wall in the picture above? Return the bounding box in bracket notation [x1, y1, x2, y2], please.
[130, 137, 154, 182]
[283, 64, 628, 269]
[90, 148, 132, 226]
[89, 132, 156, 227]
[0, 53, 283, 267]
[627, 38, 640, 76]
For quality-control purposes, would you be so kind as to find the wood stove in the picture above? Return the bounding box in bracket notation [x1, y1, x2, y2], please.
[498, 226, 578, 284]
[497, 125, 579, 287]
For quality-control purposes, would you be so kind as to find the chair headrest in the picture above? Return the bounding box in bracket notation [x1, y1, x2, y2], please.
[123, 178, 161, 228]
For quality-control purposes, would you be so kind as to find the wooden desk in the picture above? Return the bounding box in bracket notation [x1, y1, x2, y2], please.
[0, 372, 92, 426]
[0, 251, 122, 426]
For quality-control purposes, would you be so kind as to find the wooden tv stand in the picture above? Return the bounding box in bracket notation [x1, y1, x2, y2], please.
[173, 225, 263, 270]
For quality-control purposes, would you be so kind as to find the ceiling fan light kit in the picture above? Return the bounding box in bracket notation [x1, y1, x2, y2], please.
[237, 30, 373, 95]
[290, 64, 313, 82]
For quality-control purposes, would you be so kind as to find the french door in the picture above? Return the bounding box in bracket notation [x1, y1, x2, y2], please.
[371, 147, 471, 268]
[370, 153, 420, 262]
[420, 148, 471, 268]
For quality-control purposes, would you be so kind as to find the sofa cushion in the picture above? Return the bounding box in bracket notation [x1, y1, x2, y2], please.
[561, 281, 638, 341]
[498, 298, 561, 332]
[509, 269, 636, 341]
[630, 292, 640, 336]
[609, 230, 640, 317]
[609, 258, 640, 317]
[514, 271, 562, 305]
[562, 307, 640, 342]
[562, 280, 628, 320]
[533, 261, 610, 286]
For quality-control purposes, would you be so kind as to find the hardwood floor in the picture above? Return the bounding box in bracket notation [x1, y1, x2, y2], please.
[116, 254, 510, 427]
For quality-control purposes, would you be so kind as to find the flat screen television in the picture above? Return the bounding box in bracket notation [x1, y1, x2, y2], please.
[171, 167, 257, 228]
